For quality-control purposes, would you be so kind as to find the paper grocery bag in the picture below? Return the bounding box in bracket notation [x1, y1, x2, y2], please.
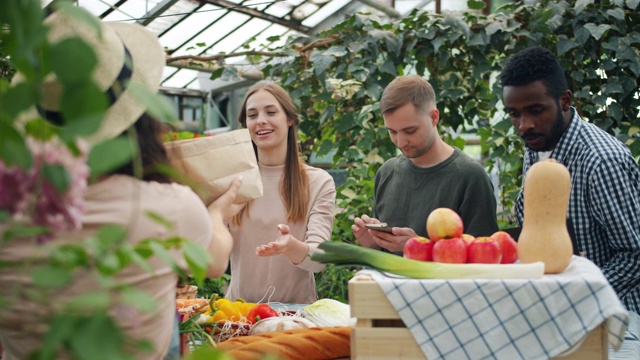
[164, 129, 263, 205]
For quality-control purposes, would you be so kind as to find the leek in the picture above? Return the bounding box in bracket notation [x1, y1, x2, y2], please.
[311, 241, 544, 279]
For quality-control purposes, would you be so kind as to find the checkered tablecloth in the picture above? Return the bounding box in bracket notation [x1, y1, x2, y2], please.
[360, 256, 629, 360]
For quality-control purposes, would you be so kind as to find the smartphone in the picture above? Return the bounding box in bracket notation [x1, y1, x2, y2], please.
[365, 223, 393, 233]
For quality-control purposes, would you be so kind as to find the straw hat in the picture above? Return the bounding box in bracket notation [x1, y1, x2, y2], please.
[16, 8, 165, 145]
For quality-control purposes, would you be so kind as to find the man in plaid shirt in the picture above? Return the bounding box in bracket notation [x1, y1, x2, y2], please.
[500, 46, 640, 358]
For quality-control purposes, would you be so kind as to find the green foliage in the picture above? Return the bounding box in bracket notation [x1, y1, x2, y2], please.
[191, 274, 231, 298]
[214, 0, 640, 239]
[314, 264, 359, 303]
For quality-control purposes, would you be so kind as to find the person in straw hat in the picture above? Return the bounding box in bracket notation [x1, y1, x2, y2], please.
[0, 6, 241, 359]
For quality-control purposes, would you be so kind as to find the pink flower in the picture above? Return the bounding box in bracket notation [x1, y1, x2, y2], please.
[0, 137, 89, 242]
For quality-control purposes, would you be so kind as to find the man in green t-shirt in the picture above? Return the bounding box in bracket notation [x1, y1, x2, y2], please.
[352, 75, 499, 253]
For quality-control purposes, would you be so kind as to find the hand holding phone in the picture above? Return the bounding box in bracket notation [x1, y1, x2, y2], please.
[365, 223, 393, 233]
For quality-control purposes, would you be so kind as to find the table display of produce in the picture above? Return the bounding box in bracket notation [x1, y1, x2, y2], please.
[176, 294, 354, 359]
[175, 160, 628, 359]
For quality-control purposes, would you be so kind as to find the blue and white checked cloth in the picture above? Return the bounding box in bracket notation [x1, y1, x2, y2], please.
[360, 256, 629, 360]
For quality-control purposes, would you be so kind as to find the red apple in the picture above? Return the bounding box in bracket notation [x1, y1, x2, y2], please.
[490, 231, 519, 264]
[403, 236, 434, 262]
[468, 236, 502, 264]
[461, 233, 475, 246]
[432, 237, 467, 264]
[426, 208, 464, 241]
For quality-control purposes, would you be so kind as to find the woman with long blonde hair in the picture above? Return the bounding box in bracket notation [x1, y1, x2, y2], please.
[226, 81, 336, 304]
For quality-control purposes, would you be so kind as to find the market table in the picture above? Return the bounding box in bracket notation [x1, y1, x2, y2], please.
[349, 256, 629, 360]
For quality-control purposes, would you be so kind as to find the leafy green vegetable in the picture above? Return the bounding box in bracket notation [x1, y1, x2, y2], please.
[311, 241, 544, 279]
[304, 299, 354, 327]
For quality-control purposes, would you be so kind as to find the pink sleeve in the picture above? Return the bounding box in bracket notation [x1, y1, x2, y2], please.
[297, 169, 336, 272]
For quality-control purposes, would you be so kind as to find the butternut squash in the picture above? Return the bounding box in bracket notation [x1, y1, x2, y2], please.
[518, 159, 573, 274]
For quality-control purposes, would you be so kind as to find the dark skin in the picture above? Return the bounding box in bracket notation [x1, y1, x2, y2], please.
[503, 80, 573, 152]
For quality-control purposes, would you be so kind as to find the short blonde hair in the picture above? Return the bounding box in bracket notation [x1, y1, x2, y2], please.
[380, 75, 436, 115]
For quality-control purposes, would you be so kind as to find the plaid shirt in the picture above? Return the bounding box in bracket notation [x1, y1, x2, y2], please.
[515, 108, 640, 313]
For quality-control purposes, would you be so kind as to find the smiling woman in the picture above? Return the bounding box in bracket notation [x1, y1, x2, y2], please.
[225, 81, 337, 305]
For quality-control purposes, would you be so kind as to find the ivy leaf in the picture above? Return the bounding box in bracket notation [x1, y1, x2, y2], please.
[323, 46, 348, 57]
[573, 26, 591, 45]
[606, 8, 625, 20]
[310, 52, 335, 76]
[379, 58, 397, 75]
[584, 23, 611, 41]
[557, 38, 579, 56]
[221, 66, 240, 81]
[467, 33, 487, 46]
[628, 0, 640, 10]
[608, 102, 623, 123]
[467, 0, 487, 10]
[209, 67, 224, 80]
[431, 36, 446, 52]
[574, 0, 594, 14]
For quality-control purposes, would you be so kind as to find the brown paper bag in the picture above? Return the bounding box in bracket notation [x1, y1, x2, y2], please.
[164, 129, 263, 205]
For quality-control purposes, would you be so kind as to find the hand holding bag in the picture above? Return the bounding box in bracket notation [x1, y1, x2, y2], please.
[164, 129, 263, 205]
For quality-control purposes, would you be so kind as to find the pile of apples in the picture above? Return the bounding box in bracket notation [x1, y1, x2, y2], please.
[403, 208, 518, 264]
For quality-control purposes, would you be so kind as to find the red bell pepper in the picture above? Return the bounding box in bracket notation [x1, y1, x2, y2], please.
[246, 304, 278, 324]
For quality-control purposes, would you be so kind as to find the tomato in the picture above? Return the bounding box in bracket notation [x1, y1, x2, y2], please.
[246, 304, 278, 324]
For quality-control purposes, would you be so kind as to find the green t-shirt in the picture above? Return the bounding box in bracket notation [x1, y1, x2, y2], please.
[372, 148, 499, 240]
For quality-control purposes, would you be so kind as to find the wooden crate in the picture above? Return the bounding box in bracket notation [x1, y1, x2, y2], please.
[349, 274, 607, 360]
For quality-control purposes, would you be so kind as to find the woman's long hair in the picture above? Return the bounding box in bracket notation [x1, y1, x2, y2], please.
[234, 81, 310, 225]
[113, 113, 173, 183]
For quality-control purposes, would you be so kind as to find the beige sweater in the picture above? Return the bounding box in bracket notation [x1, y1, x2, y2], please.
[226, 163, 336, 304]
[0, 175, 211, 360]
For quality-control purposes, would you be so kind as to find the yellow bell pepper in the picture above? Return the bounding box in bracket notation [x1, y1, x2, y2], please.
[207, 295, 258, 323]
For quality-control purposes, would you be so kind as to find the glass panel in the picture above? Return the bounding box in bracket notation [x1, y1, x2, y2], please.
[171, 11, 250, 57]
[185, 81, 201, 91]
[161, 66, 180, 84]
[162, 68, 201, 88]
[102, 0, 149, 22]
[263, 1, 293, 17]
[303, 0, 350, 27]
[145, 0, 201, 35]
[72, 0, 111, 16]
[159, 4, 225, 51]
[207, 17, 270, 56]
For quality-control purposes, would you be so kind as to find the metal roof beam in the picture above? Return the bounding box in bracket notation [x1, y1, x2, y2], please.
[308, 0, 363, 35]
[138, 0, 180, 26]
[202, 0, 310, 33]
[99, 0, 128, 19]
[356, 0, 401, 18]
